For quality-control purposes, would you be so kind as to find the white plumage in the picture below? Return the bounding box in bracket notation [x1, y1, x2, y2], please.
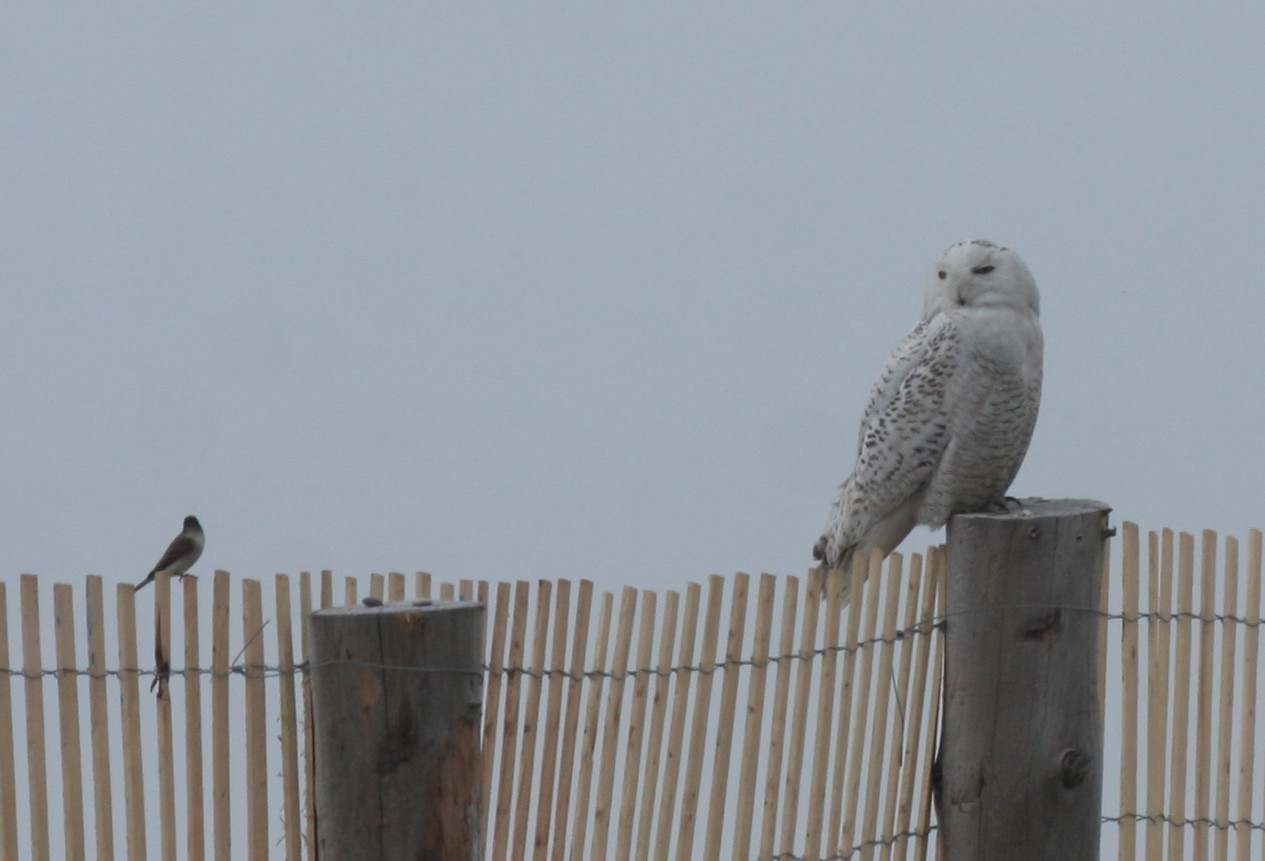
[813, 240, 1043, 582]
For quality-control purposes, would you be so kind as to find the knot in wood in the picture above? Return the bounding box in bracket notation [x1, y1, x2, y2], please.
[1016, 608, 1061, 641]
[1059, 748, 1091, 788]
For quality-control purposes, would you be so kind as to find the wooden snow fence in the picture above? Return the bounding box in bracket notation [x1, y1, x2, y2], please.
[0, 523, 1262, 859]
[476, 555, 945, 861]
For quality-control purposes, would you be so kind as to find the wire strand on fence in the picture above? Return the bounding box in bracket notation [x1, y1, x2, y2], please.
[766, 823, 940, 861]
[3, 524, 1263, 861]
[6, 601, 1262, 685]
[1103, 813, 1265, 833]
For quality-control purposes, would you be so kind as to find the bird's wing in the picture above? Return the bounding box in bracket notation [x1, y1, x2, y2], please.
[829, 314, 961, 552]
[150, 533, 197, 575]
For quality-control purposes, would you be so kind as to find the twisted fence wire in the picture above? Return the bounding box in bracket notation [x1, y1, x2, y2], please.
[5, 600, 1260, 684]
[6, 562, 1265, 853]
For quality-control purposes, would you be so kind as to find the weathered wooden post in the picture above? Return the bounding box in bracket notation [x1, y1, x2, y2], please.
[309, 599, 485, 860]
[937, 499, 1111, 860]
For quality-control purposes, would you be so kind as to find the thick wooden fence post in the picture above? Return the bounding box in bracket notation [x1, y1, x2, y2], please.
[937, 498, 1110, 861]
[309, 599, 485, 860]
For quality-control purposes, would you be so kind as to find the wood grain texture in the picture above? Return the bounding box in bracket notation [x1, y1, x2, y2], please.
[310, 600, 485, 861]
[0, 585, 16, 861]
[937, 498, 1110, 861]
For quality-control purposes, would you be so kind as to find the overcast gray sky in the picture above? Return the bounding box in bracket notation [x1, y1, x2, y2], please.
[4, 4, 1263, 593]
[5, 6, 1265, 860]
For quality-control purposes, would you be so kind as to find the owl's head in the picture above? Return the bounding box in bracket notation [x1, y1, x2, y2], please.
[923, 240, 1039, 318]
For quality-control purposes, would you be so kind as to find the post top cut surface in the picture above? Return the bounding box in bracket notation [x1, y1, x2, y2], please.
[310, 598, 484, 617]
[950, 497, 1110, 524]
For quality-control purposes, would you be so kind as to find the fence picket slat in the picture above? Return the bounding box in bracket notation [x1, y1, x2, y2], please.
[117, 583, 147, 861]
[21, 575, 50, 861]
[1236, 530, 1262, 860]
[242, 579, 268, 861]
[732, 574, 776, 859]
[592, 586, 639, 860]
[891, 553, 934, 859]
[1192, 531, 1218, 860]
[85, 577, 116, 861]
[839, 552, 884, 856]
[481, 581, 512, 850]
[299, 571, 317, 858]
[1169, 533, 1196, 861]
[1120, 522, 1141, 860]
[827, 558, 868, 854]
[634, 588, 679, 861]
[0, 584, 18, 861]
[478, 581, 492, 662]
[1212, 537, 1237, 861]
[570, 590, 614, 861]
[491, 581, 532, 861]
[511, 581, 553, 861]
[550, 579, 594, 861]
[777, 567, 824, 858]
[532, 580, 572, 861]
[804, 569, 845, 861]
[702, 573, 749, 861]
[211, 571, 231, 861]
[652, 582, 701, 861]
[319, 570, 332, 610]
[275, 575, 301, 861]
[53, 584, 85, 861]
[879, 553, 924, 861]
[859, 555, 906, 860]
[183, 576, 205, 861]
[153, 573, 177, 861]
[1147, 531, 1174, 861]
[1099, 523, 1113, 738]
[615, 589, 658, 861]
[758, 575, 801, 860]
[174, 574, 203, 859]
[912, 550, 946, 861]
[674, 575, 725, 861]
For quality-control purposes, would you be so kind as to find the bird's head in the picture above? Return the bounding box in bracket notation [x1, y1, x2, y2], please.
[923, 239, 1039, 318]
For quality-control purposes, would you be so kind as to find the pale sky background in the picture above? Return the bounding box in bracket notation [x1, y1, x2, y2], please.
[4, 5, 1263, 589]
[2, 5, 1264, 856]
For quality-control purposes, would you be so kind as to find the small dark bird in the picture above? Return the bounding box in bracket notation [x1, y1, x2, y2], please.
[135, 516, 205, 591]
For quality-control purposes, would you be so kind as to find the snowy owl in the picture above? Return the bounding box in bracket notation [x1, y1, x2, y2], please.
[813, 239, 1043, 583]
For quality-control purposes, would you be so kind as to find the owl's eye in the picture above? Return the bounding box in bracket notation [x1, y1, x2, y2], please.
[938, 271, 947, 280]
[971, 265, 995, 275]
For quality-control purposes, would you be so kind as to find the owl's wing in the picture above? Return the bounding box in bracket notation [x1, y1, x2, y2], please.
[821, 315, 961, 563]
